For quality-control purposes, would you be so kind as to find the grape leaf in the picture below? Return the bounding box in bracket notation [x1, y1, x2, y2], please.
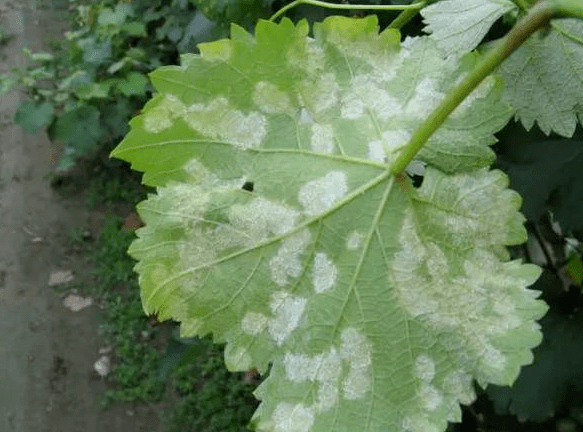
[14, 101, 54, 133]
[112, 16, 546, 432]
[421, 0, 517, 57]
[500, 18, 583, 137]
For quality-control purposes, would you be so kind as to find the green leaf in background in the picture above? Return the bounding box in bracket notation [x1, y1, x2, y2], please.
[112, 17, 546, 432]
[75, 82, 111, 100]
[98, 3, 133, 27]
[50, 105, 103, 156]
[78, 37, 112, 66]
[117, 72, 149, 97]
[14, 101, 54, 133]
[487, 311, 583, 422]
[422, 0, 517, 57]
[192, 0, 270, 25]
[121, 21, 147, 37]
[500, 19, 583, 137]
[497, 138, 583, 232]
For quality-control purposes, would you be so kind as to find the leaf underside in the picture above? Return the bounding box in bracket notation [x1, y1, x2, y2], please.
[500, 18, 583, 137]
[112, 16, 547, 432]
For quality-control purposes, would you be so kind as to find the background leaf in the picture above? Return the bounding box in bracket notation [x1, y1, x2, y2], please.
[49, 105, 104, 156]
[14, 100, 54, 133]
[500, 19, 583, 137]
[422, 0, 517, 57]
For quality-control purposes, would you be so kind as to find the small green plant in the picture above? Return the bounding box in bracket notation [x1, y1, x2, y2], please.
[111, 1, 583, 431]
[0, 0, 215, 170]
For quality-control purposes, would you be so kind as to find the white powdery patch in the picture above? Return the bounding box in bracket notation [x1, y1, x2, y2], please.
[230, 198, 300, 246]
[341, 75, 400, 120]
[419, 383, 442, 411]
[143, 94, 186, 133]
[405, 78, 445, 119]
[312, 252, 338, 293]
[288, 39, 325, 73]
[284, 353, 321, 382]
[414, 355, 436, 382]
[271, 402, 315, 432]
[241, 312, 268, 335]
[269, 229, 312, 287]
[367, 130, 411, 164]
[299, 73, 340, 114]
[184, 97, 267, 149]
[346, 232, 363, 251]
[311, 123, 335, 153]
[298, 171, 348, 217]
[442, 371, 475, 404]
[283, 348, 343, 413]
[253, 81, 293, 114]
[340, 327, 372, 400]
[268, 291, 307, 345]
[299, 108, 314, 125]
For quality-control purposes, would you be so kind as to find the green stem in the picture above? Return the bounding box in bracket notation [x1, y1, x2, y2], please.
[270, 0, 425, 22]
[511, 0, 531, 12]
[390, 0, 556, 175]
[387, 4, 426, 29]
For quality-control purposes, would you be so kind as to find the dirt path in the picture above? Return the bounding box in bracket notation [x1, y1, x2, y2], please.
[0, 2, 163, 431]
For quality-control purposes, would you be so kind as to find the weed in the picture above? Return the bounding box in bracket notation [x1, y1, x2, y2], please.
[170, 340, 259, 432]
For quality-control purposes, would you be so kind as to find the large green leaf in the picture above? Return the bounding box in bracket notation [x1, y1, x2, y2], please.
[500, 18, 583, 137]
[112, 16, 546, 432]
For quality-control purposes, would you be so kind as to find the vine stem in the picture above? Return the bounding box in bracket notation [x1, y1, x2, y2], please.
[390, 0, 558, 175]
[269, 0, 425, 22]
[387, 5, 426, 29]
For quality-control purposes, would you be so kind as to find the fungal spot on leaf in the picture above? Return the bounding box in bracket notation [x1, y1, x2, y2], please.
[442, 370, 475, 404]
[242, 312, 268, 335]
[340, 327, 372, 400]
[269, 229, 311, 286]
[341, 75, 400, 120]
[310, 123, 335, 154]
[419, 383, 442, 411]
[230, 199, 300, 246]
[184, 97, 267, 149]
[367, 130, 411, 164]
[451, 75, 495, 118]
[346, 232, 363, 251]
[283, 348, 342, 412]
[414, 355, 436, 382]
[312, 252, 338, 293]
[405, 78, 445, 119]
[268, 291, 307, 345]
[271, 402, 314, 432]
[298, 73, 339, 114]
[253, 81, 293, 114]
[298, 171, 348, 216]
[143, 94, 186, 133]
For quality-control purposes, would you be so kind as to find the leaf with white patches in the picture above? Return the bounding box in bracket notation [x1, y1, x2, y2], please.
[112, 16, 545, 432]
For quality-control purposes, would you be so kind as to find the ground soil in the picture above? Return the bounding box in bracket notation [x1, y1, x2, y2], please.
[0, 1, 165, 431]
